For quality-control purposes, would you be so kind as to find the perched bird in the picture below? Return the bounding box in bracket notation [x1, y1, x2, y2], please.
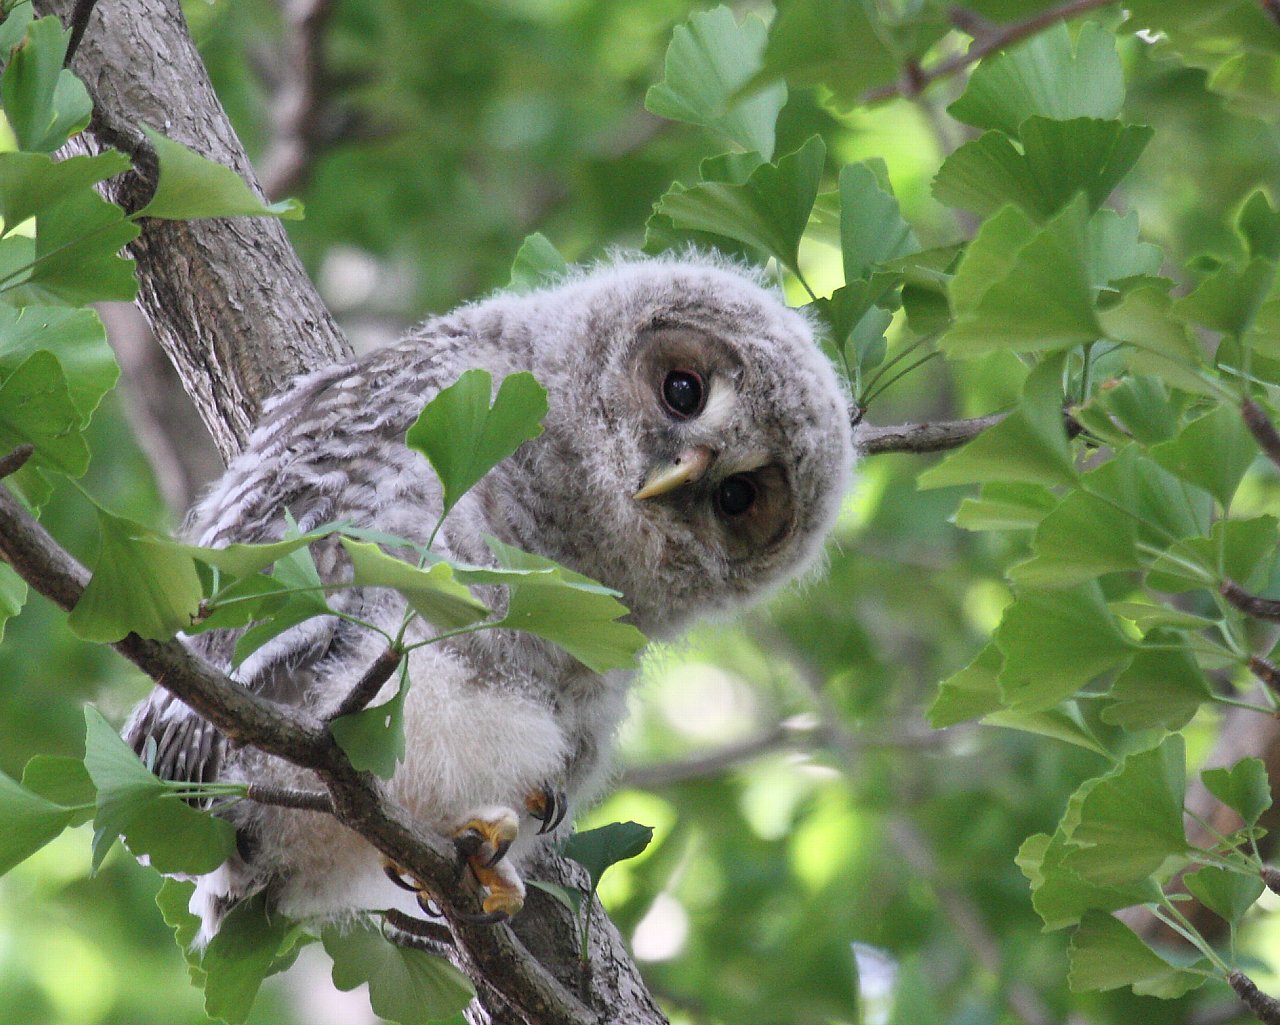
[125, 254, 855, 942]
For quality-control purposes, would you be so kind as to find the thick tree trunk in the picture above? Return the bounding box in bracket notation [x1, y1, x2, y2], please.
[33, 1, 667, 1021]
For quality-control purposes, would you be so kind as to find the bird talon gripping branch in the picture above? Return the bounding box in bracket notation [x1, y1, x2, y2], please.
[526, 783, 568, 835]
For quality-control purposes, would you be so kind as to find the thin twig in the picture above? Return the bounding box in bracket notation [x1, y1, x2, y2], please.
[1222, 581, 1280, 623]
[258, 0, 341, 198]
[856, 413, 1006, 455]
[1262, 866, 1280, 895]
[861, 0, 1117, 104]
[0, 444, 34, 480]
[1228, 971, 1280, 1025]
[1243, 398, 1280, 472]
[246, 783, 334, 813]
[1248, 656, 1280, 700]
[64, 0, 100, 64]
[331, 646, 404, 719]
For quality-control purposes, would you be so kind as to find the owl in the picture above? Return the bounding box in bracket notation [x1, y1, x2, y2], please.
[124, 254, 854, 943]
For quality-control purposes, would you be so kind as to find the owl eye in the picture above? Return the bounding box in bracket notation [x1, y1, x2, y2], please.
[661, 369, 706, 418]
[715, 474, 757, 518]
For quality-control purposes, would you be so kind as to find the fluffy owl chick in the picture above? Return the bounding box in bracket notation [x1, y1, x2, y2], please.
[125, 254, 854, 942]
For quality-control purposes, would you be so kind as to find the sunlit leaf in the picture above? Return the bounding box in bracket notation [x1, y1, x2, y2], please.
[324, 919, 476, 1024]
[406, 369, 548, 518]
[838, 161, 918, 283]
[948, 22, 1125, 136]
[0, 768, 77, 876]
[564, 821, 654, 892]
[136, 127, 303, 220]
[645, 5, 785, 160]
[1068, 911, 1207, 998]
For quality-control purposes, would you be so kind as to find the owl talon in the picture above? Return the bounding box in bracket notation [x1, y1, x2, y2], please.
[526, 784, 568, 834]
[383, 861, 423, 893]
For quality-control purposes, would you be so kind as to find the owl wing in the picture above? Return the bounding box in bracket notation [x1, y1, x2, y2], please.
[126, 342, 458, 787]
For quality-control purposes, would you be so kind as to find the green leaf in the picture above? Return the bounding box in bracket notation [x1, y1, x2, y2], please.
[1150, 404, 1257, 510]
[201, 894, 292, 1025]
[645, 6, 785, 161]
[0, 150, 131, 231]
[485, 537, 647, 672]
[3, 186, 139, 306]
[1101, 634, 1212, 731]
[563, 821, 654, 892]
[179, 528, 335, 580]
[1238, 190, 1280, 261]
[1184, 866, 1264, 926]
[231, 589, 332, 669]
[1202, 758, 1272, 826]
[651, 135, 825, 280]
[68, 507, 204, 642]
[948, 22, 1125, 136]
[526, 878, 584, 915]
[405, 369, 548, 518]
[1173, 257, 1276, 338]
[156, 879, 206, 986]
[0, 767, 77, 876]
[941, 197, 1102, 354]
[0, 560, 26, 642]
[1098, 284, 1221, 398]
[1109, 601, 1219, 632]
[1147, 515, 1277, 593]
[136, 127, 303, 220]
[329, 672, 408, 780]
[0, 305, 119, 422]
[21, 754, 94, 826]
[838, 161, 918, 283]
[1068, 911, 1207, 998]
[953, 481, 1057, 532]
[0, 351, 89, 475]
[933, 118, 1152, 222]
[1095, 375, 1181, 445]
[341, 539, 491, 631]
[759, 0, 902, 111]
[324, 919, 476, 1025]
[0, 3, 34, 55]
[1063, 735, 1189, 887]
[83, 706, 236, 875]
[994, 581, 1134, 711]
[1018, 828, 1160, 932]
[983, 704, 1111, 758]
[1, 17, 91, 152]
[508, 232, 567, 292]
[928, 643, 1003, 727]
[919, 357, 1077, 490]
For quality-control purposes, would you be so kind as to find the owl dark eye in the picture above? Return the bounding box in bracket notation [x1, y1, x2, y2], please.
[661, 369, 705, 418]
[715, 474, 757, 518]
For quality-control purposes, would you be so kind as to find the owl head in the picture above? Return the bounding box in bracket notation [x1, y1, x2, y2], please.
[481, 254, 855, 638]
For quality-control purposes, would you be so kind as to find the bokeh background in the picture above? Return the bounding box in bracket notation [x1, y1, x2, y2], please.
[3, 2, 1280, 1023]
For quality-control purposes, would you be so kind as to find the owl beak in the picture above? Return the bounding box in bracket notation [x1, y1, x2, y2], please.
[633, 446, 713, 501]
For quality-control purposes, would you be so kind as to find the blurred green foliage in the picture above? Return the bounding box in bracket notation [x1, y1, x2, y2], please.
[8, 1, 1280, 1024]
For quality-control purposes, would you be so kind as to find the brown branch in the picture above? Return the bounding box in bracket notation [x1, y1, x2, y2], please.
[0, 457, 598, 1025]
[1222, 580, 1280, 623]
[861, 0, 1117, 105]
[856, 413, 1006, 455]
[1243, 398, 1280, 473]
[246, 783, 334, 813]
[1263, 865, 1280, 895]
[1249, 656, 1280, 699]
[0, 444, 35, 481]
[64, 0, 100, 64]
[258, 0, 342, 199]
[1229, 971, 1280, 1025]
[331, 646, 405, 720]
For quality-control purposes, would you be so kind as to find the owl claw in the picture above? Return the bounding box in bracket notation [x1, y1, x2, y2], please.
[383, 861, 422, 893]
[526, 784, 568, 835]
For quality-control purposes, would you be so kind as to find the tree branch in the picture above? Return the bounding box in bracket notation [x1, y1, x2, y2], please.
[1229, 971, 1280, 1025]
[1222, 580, 1280, 623]
[861, 0, 1117, 105]
[330, 646, 405, 720]
[36, 0, 353, 463]
[856, 413, 1007, 455]
[1243, 397, 1280, 473]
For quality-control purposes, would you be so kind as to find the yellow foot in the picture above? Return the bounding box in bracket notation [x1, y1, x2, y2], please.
[452, 806, 524, 922]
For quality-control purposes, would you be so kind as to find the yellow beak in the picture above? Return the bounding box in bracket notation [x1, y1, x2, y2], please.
[633, 446, 714, 501]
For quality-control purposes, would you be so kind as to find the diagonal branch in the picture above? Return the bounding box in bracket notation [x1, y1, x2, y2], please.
[0, 453, 597, 1025]
[861, 0, 1117, 105]
[856, 413, 1006, 455]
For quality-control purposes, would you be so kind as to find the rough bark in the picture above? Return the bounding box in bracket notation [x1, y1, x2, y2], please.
[29, 1, 667, 1021]
[36, 0, 351, 463]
